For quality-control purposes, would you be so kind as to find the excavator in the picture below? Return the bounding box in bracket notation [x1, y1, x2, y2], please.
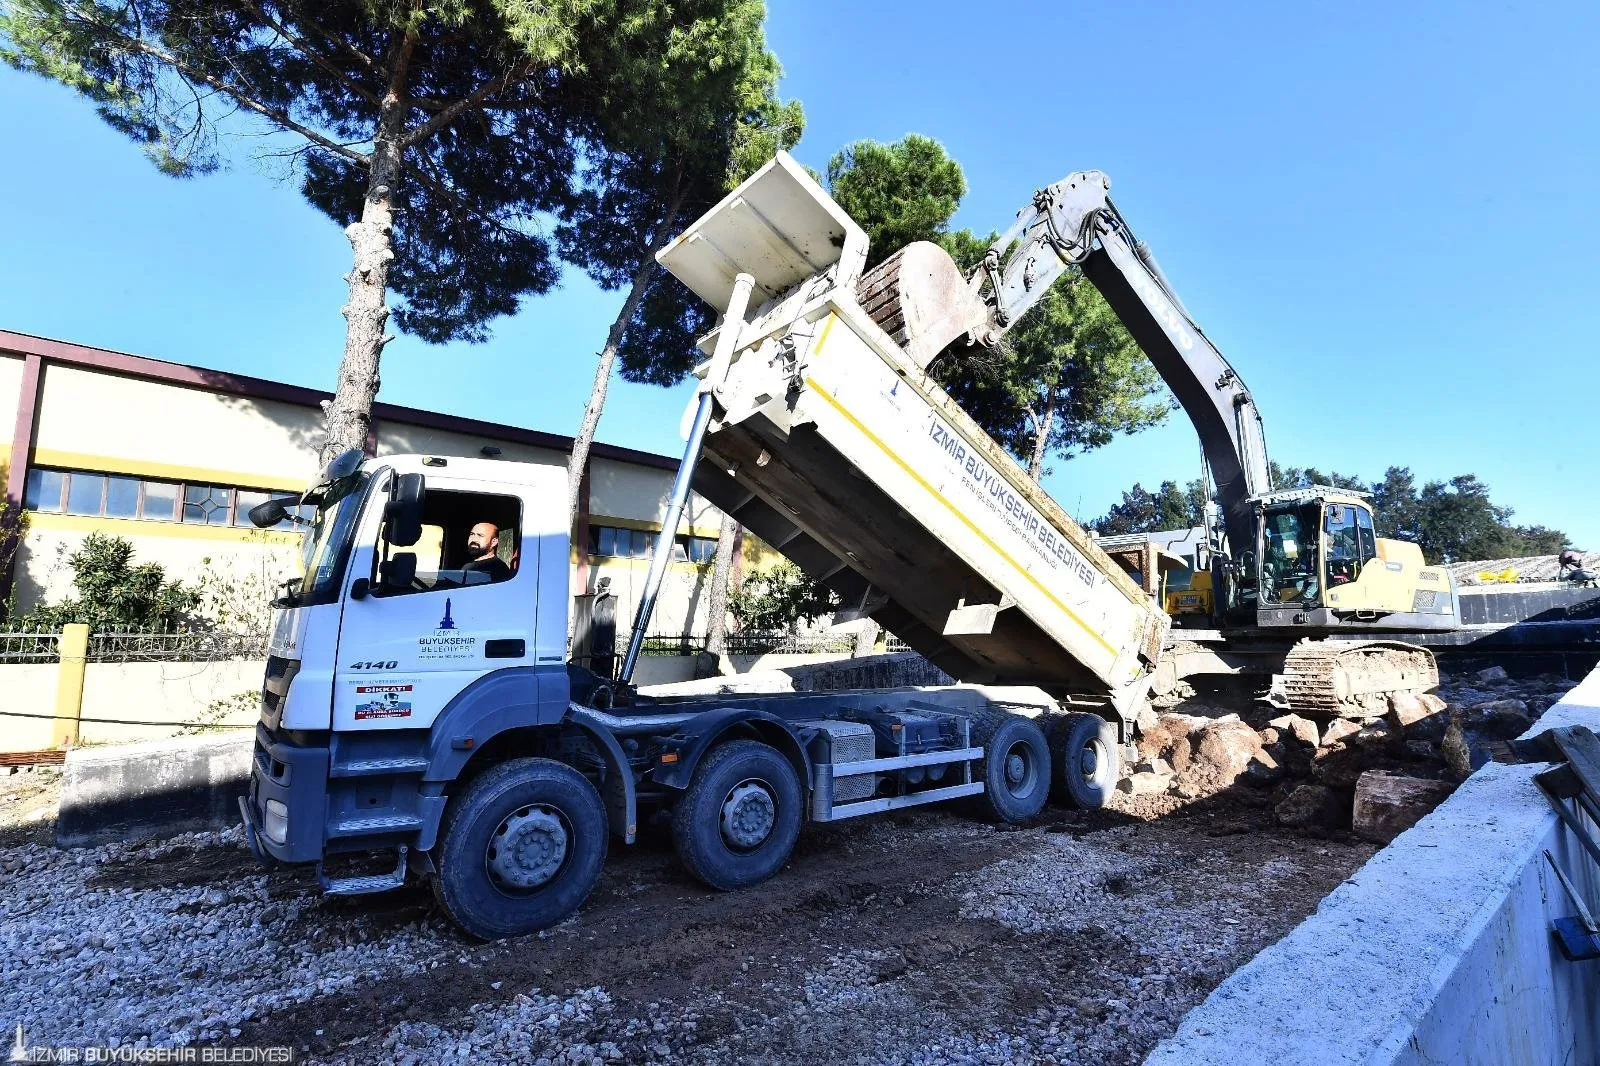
[842, 168, 1459, 715]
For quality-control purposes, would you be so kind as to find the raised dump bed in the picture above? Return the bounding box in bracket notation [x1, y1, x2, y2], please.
[662, 154, 1168, 717]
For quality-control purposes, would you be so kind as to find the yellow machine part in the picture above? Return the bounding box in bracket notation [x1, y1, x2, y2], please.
[1324, 537, 1450, 614]
[1165, 570, 1213, 619]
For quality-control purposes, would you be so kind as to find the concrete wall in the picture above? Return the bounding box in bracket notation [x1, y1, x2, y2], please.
[2, 664, 60, 751]
[79, 660, 264, 744]
[1148, 668, 1600, 1066]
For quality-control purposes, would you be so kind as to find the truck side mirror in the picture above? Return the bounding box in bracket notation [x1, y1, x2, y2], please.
[247, 497, 289, 529]
[380, 552, 417, 591]
[384, 473, 425, 546]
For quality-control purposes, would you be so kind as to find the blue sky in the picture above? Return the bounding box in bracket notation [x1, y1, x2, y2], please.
[1, 0, 1596, 544]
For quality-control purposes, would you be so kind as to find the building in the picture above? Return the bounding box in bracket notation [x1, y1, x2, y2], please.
[0, 328, 763, 640]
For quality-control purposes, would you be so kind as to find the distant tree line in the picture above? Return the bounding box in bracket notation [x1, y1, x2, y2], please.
[1090, 463, 1568, 564]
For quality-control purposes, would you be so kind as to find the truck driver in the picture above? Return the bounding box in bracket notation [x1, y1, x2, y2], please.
[462, 521, 512, 582]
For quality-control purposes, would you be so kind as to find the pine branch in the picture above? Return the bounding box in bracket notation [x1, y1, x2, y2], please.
[401, 63, 528, 147]
[58, 2, 370, 167]
[233, 0, 382, 107]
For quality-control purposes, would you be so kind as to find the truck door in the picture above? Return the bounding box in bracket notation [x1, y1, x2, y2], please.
[332, 476, 536, 731]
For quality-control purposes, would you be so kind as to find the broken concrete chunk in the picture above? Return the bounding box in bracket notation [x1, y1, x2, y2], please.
[1474, 665, 1509, 684]
[1268, 714, 1320, 747]
[1321, 719, 1362, 747]
[1121, 771, 1173, 796]
[1274, 783, 1347, 829]
[1351, 772, 1455, 843]
[1388, 692, 1448, 729]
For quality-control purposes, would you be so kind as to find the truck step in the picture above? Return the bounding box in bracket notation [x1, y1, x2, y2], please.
[327, 813, 422, 838]
[330, 756, 430, 778]
[318, 846, 408, 896]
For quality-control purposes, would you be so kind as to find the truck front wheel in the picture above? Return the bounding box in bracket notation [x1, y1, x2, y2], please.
[671, 739, 802, 891]
[432, 757, 608, 941]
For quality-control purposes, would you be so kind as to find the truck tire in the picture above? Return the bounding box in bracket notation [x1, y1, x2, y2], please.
[1051, 712, 1119, 810]
[432, 757, 608, 941]
[671, 739, 802, 891]
[968, 710, 1051, 823]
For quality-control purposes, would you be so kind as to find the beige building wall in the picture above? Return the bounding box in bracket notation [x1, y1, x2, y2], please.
[34, 364, 319, 488]
[376, 423, 567, 469]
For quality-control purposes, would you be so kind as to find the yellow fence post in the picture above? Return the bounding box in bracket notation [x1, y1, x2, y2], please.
[52, 623, 88, 749]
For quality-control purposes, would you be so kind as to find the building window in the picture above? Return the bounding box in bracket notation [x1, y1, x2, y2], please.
[183, 483, 232, 525]
[682, 536, 717, 564]
[23, 469, 65, 513]
[21, 466, 307, 529]
[587, 523, 717, 564]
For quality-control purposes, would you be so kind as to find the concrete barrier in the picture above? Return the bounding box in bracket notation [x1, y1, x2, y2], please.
[1147, 668, 1600, 1066]
[56, 730, 253, 849]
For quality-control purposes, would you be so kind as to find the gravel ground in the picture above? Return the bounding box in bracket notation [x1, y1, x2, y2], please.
[0, 757, 1376, 1066]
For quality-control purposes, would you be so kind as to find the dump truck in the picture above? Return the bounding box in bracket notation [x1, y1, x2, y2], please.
[237, 155, 1173, 940]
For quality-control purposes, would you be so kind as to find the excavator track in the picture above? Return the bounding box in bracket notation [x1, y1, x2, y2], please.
[1272, 639, 1440, 719]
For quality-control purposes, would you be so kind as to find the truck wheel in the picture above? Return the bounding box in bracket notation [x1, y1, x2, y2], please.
[969, 710, 1051, 823]
[671, 739, 802, 891]
[432, 757, 608, 941]
[1051, 712, 1119, 810]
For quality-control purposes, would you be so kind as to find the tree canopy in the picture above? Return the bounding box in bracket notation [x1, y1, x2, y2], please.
[554, 0, 801, 514]
[1090, 480, 1204, 537]
[1, 0, 764, 461]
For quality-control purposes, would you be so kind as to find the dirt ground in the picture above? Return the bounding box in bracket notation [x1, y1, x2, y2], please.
[3, 758, 1375, 1066]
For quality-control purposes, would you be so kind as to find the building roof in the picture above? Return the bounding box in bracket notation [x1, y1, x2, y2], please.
[0, 328, 679, 472]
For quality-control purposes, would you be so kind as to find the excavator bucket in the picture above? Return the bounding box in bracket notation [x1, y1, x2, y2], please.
[855, 241, 992, 369]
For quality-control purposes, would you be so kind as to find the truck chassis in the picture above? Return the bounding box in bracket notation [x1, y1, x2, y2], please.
[242, 667, 1116, 939]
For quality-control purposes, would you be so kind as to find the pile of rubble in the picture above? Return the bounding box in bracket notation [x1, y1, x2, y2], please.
[1123, 665, 1577, 842]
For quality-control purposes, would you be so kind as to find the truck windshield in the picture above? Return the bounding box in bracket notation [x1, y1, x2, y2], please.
[297, 472, 370, 604]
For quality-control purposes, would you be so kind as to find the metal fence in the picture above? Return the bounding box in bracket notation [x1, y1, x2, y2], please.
[86, 630, 269, 663]
[0, 629, 268, 664]
[0, 631, 61, 664]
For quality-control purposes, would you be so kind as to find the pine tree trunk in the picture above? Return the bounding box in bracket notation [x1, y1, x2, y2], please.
[704, 514, 738, 656]
[1027, 391, 1057, 482]
[565, 189, 686, 519]
[321, 31, 416, 465]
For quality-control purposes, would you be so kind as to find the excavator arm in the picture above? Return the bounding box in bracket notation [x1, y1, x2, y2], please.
[980, 171, 1272, 562]
[865, 170, 1271, 573]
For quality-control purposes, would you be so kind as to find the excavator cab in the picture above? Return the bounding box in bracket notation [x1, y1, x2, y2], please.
[1250, 488, 1457, 631]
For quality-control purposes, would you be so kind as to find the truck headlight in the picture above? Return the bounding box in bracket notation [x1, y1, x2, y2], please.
[262, 799, 289, 844]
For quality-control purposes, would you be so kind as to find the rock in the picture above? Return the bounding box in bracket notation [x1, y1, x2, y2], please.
[1121, 771, 1173, 796]
[1468, 698, 1533, 739]
[1404, 738, 1438, 761]
[1132, 700, 1158, 735]
[1351, 772, 1455, 843]
[1440, 720, 1473, 780]
[1274, 784, 1347, 829]
[1268, 714, 1320, 748]
[1388, 692, 1448, 730]
[1132, 756, 1173, 777]
[1321, 719, 1362, 747]
[1474, 665, 1509, 684]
